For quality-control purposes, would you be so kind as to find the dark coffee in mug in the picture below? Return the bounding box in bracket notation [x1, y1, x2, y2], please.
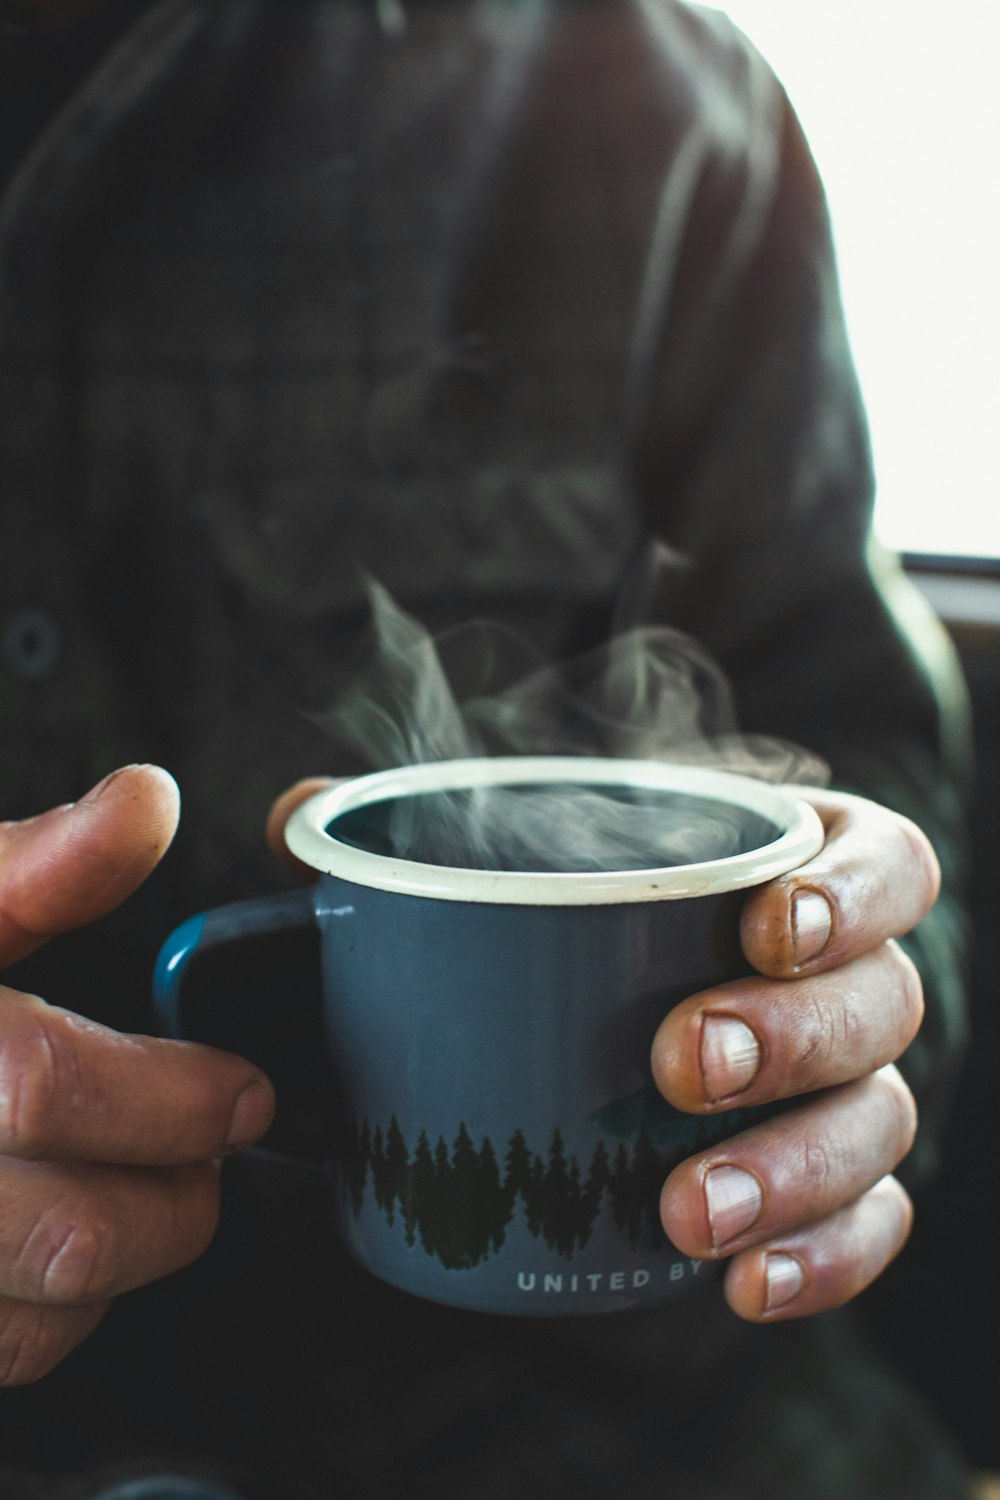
[328, 783, 780, 872]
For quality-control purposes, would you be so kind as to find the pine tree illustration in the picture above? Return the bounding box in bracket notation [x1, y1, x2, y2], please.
[583, 1139, 610, 1214]
[407, 1129, 436, 1252]
[425, 1125, 478, 1270]
[628, 1128, 662, 1247]
[339, 1118, 676, 1270]
[383, 1115, 409, 1227]
[567, 1139, 608, 1252]
[451, 1123, 481, 1261]
[565, 1158, 588, 1255]
[475, 1136, 509, 1260]
[370, 1124, 388, 1213]
[430, 1134, 450, 1248]
[525, 1153, 546, 1239]
[503, 1128, 532, 1212]
[608, 1141, 632, 1230]
[542, 1129, 576, 1255]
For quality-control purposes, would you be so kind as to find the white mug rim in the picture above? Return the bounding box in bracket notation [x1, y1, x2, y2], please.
[284, 756, 824, 906]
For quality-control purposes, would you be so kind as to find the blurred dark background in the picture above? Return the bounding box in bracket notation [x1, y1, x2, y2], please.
[861, 561, 1000, 1472]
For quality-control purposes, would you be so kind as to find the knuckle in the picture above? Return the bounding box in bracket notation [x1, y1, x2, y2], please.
[838, 991, 868, 1057]
[796, 989, 843, 1078]
[800, 1132, 836, 1197]
[0, 1005, 72, 1157]
[32, 1207, 118, 1307]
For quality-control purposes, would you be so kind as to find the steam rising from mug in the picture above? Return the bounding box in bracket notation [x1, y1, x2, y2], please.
[312, 578, 827, 873]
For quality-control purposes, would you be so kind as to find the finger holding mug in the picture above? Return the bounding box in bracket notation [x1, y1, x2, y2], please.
[652, 789, 938, 1320]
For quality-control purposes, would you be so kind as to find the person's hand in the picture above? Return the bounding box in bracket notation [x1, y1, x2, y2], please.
[0, 766, 275, 1386]
[653, 788, 938, 1321]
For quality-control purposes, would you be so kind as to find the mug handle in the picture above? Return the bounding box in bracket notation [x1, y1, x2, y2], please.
[153, 887, 316, 1040]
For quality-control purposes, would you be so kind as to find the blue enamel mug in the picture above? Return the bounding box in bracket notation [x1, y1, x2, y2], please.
[154, 756, 823, 1317]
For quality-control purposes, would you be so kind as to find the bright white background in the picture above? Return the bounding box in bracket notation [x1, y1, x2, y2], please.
[716, 1, 999, 559]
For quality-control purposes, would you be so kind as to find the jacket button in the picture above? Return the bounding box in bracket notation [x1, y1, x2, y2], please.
[2, 608, 62, 682]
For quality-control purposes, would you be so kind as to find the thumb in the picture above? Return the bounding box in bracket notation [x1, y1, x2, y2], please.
[0, 765, 180, 965]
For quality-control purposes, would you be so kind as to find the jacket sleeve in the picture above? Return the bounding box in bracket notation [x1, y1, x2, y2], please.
[631, 28, 972, 1187]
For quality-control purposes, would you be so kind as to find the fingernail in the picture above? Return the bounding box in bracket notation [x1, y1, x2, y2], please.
[700, 1015, 761, 1102]
[765, 1252, 805, 1309]
[704, 1165, 763, 1248]
[791, 889, 832, 967]
[225, 1080, 274, 1152]
[78, 765, 142, 805]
